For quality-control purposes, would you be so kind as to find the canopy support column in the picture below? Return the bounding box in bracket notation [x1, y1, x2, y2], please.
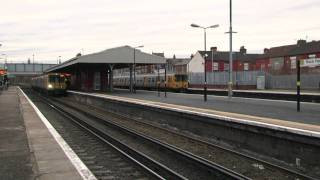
[129, 65, 133, 92]
[108, 64, 114, 92]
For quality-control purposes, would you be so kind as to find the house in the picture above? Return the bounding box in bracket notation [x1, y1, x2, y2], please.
[167, 55, 191, 74]
[257, 40, 320, 74]
[188, 46, 260, 73]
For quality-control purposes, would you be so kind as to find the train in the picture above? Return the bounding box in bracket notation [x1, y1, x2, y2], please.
[31, 73, 69, 95]
[113, 73, 188, 91]
[0, 68, 8, 90]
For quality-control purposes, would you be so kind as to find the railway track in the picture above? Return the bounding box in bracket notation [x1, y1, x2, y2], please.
[55, 95, 317, 180]
[24, 88, 249, 180]
[24, 89, 177, 180]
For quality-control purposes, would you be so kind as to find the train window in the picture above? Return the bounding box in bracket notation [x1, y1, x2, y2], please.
[49, 75, 65, 83]
[174, 75, 187, 82]
[49, 75, 59, 83]
[175, 75, 181, 81]
[182, 75, 188, 81]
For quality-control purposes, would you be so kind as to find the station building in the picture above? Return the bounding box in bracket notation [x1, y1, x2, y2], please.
[45, 45, 166, 92]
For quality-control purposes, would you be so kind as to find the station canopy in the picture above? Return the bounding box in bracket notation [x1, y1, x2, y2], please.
[46, 45, 166, 73]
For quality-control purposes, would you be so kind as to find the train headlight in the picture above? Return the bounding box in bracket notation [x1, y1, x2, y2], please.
[48, 84, 53, 89]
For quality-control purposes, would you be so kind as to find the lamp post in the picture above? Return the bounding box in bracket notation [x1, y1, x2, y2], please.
[225, 0, 237, 98]
[133, 45, 144, 93]
[57, 56, 61, 64]
[1, 54, 7, 64]
[191, 23, 219, 101]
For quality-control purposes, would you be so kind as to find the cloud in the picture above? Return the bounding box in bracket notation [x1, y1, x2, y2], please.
[0, 0, 319, 62]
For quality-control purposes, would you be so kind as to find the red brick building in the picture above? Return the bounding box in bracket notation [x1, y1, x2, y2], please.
[255, 40, 320, 74]
[189, 40, 320, 74]
[189, 46, 259, 73]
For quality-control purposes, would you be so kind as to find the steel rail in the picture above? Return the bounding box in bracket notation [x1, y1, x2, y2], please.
[55, 96, 317, 180]
[49, 96, 250, 180]
[102, 106, 317, 180]
[32, 92, 186, 180]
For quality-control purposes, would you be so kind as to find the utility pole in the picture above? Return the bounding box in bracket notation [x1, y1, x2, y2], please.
[226, 0, 237, 98]
[164, 62, 167, 98]
[297, 58, 301, 112]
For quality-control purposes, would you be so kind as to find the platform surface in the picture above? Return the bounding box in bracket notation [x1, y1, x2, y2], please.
[0, 87, 88, 180]
[0, 88, 34, 180]
[91, 89, 320, 127]
[188, 88, 320, 95]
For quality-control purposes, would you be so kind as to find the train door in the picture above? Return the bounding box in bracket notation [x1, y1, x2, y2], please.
[94, 72, 101, 90]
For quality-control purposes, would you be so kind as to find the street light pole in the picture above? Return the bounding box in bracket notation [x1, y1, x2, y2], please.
[133, 45, 144, 93]
[191, 23, 219, 102]
[204, 28, 207, 101]
[226, 0, 237, 98]
[229, 0, 233, 98]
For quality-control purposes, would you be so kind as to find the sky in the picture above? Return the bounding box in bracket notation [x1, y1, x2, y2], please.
[0, 0, 320, 64]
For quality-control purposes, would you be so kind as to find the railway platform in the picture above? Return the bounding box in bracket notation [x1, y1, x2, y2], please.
[101, 88, 320, 127]
[187, 88, 320, 102]
[67, 89, 320, 178]
[0, 87, 94, 180]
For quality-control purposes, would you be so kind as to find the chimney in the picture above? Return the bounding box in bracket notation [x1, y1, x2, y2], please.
[190, 54, 194, 59]
[297, 39, 307, 46]
[240, 46, 247, 54]
[211, 47, 217, 53]
[264, 48, 269, 54]
[173, 54, 176, 59]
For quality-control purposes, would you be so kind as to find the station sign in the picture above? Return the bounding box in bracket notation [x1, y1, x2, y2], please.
[300, 58, 320, 67]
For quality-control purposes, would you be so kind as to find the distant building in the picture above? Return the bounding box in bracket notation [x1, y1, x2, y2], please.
[256, 40, 320, 74]
[189, 46, 259, 73]
[166, 55, 191, 74]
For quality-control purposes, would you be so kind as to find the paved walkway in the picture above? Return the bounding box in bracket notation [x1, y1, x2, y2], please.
[99, 89, 320, 126]
[189, 88, 320, 95]
[0, 87, 87, 180]
[0, 87, 34, 180]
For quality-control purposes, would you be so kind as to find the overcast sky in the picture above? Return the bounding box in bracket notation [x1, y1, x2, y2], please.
[1, 0, 320, 63]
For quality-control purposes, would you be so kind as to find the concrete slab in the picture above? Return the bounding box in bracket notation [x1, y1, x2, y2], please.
[69, 90, 320, 137]
[17, 87, 96, 180]
[0, 87, 34, 180]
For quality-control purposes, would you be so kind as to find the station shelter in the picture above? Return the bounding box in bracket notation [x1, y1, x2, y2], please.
[45, 46, 166, 92]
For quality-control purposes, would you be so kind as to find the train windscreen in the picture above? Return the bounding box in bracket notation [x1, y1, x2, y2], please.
[175, 75, 188, 82]
[49, 74, 65, 84]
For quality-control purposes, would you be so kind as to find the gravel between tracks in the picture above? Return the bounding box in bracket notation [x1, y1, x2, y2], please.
[59, 96, 311, 180]
[25, 89, 157, 180]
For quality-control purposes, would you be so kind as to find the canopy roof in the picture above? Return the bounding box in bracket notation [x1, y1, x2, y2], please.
[46, 45, 166, 73]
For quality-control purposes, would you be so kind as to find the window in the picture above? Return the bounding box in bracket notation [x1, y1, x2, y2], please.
[213, 62, 219, 71]
[244, 63, 249, 71]
[308, 54, 316, 58]
[224, 63, 229, 71]
[290, 56, 296, 69]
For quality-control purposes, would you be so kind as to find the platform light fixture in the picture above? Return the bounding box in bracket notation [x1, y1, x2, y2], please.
[133, 45, 144, 93]
[191, 23, 219, 102]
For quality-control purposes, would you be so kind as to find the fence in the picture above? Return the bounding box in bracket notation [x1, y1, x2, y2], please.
[189, 71, 264, 86]
[265, 73, 320, 90]
[189, 71, 320, 90]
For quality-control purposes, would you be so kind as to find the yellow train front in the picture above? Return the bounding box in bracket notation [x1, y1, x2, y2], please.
[31, 73, 67, 95]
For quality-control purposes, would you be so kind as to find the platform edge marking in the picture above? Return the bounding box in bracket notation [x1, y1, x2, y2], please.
[69, 90, 320, 138]
[19, 87, 97, 180]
